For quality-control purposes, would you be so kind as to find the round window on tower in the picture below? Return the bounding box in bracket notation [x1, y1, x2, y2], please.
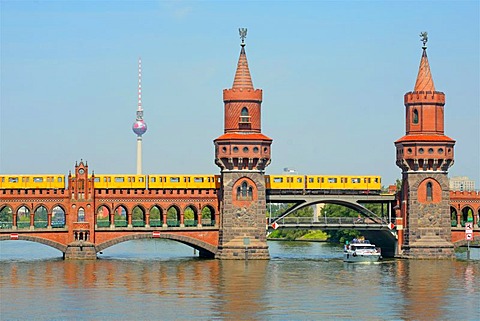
[222, 147, 227, 153]
[407, 148, 412, 154]
[418, 148, 424, 154]
[253, 147, 259, 153]
[243, 147, 249, 153]
[428, 148, 434, 154]
[233, 147, 239, 153]
[438, 148, 444, 154]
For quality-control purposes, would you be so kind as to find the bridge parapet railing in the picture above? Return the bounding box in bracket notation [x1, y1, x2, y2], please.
[0, 221, 13, 229]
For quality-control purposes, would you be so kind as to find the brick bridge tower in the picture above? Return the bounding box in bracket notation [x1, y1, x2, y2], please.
[214, 29, 272, 259]
[395, 33, 456, 259]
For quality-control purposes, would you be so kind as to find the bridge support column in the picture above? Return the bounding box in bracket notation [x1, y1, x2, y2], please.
[215, 172, 270, 260]
[400, 173, 455, 259]
[64, 241, 97, 260]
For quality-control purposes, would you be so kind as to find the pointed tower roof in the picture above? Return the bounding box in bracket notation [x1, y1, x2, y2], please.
[413, 40, 435, 92]
[232, 44, 254, 89]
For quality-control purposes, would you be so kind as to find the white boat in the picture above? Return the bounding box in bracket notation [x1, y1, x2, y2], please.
[343, 239, 381, 263]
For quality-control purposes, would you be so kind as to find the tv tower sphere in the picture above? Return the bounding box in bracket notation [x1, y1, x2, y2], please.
[132, 120, 147, 136]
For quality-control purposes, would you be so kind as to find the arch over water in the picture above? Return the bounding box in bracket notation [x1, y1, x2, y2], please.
[272, 199, 385, 223]
[0, 235, 67, 253]
[95, 233, 217, 257]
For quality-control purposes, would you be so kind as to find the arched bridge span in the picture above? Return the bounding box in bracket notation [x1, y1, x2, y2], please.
[95, 232, 218, 258]
[267, 193, 395, 224]
[0, 235, 67, 253]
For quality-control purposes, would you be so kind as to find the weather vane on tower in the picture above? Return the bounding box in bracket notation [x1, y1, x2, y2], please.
[239, 28, 247, 46]
[419, 31, 428, 49]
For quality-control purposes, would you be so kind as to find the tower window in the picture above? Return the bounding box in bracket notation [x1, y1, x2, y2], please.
[78, 207, 85, 222]
[239, 107, 251, 125]
[413, 109, 419, 124]
[426, 182, 433, 201]
[237, 180, 253, 201]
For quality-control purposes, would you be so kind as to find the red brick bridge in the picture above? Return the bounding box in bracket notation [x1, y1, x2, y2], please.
[1, 161, 478, 259]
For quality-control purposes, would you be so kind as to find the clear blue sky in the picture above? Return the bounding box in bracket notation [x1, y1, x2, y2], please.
[1, 0, 479, 187]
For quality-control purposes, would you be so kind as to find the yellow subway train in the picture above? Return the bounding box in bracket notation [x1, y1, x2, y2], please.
[0, 175, 65, 189]
[266, 175, 382, 194]
[0, 174, 381, 194]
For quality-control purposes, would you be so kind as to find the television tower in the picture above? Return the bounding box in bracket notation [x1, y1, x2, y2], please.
[132, 57, 147, 174]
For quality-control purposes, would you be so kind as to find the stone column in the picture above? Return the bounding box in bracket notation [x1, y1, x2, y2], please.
[215, 172, 269, 259]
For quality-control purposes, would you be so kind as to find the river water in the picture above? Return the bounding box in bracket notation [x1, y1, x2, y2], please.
[0, 240, 479, 320]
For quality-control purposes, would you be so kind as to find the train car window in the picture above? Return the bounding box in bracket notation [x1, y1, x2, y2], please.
[375, 178, 379, 183]
[94, 177, 100, 182]
[33, 177, 43, 183]
[273, 177, 283, 183]
[297, 178, 303, 183]
[309, 178, 314, 183]
[151, 177, 156, 182]
[368, 178, 371, 183]
[328, 178, 337, 183]
[58, 177, 63, 182]
[9, 177, 18, 183]
[139, 177, 144, 182]
[194, 177, 204, 183]
[321, 178, 324, 183]
[352, 178, 360, 183]
[115, 177, 125, 183]
[170, 177, 180, 183]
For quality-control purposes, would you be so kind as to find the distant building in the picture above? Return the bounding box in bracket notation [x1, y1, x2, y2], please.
[449, 176, 475, 191]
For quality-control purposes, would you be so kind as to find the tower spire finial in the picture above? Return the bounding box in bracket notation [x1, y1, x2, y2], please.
[420, 31, 428, 49]
[239, 28, 247, 47]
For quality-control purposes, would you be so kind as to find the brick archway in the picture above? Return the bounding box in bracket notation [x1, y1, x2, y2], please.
[95, 232, 217, 257]
[0, 235, 67, 253]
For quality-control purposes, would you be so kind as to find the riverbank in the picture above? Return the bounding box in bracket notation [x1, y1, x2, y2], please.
[267, 238, 328, 243]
